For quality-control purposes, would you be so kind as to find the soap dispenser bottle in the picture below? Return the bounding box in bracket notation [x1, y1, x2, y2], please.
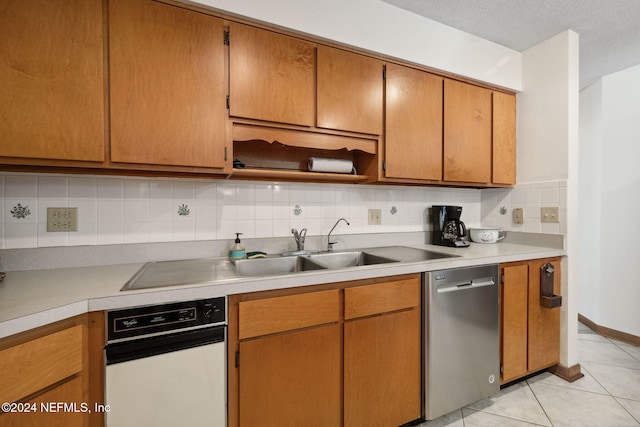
[229, 233, 246, 260]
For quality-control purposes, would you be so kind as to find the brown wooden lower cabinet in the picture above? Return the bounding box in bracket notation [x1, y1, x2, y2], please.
[229, 274, 422, 427]
[239, 324, 342, 427]
[0, 313, 105, 427]
[500, 258, 561, 384]
[344, 308, 421, 427]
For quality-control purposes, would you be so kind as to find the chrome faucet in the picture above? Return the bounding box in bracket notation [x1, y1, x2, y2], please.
[327, 218, 350, 252]
[291, 228, 307, 252]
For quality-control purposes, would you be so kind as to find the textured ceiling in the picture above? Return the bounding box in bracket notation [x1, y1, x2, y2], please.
[381, 0, 640, 89]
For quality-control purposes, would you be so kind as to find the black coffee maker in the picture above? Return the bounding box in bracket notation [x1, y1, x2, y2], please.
[431, 205, 470, 247]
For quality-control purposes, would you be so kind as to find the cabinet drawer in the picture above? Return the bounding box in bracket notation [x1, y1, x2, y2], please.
[345, 278, 421, 320]
[239, 290, 340, 339]
[0, 325, 83, 403]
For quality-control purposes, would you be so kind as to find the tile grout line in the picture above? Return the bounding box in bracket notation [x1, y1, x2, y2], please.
[525, 381, 555, 427]
[464, 406, 551, 427]
[579, 338, 640, 425]
[609, 338, 640, 364]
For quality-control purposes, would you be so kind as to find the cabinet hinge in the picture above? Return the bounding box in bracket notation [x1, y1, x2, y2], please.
[224, 30, 230, 46]
[224, 146, 228, 162]
[382, 160, 386, 171]
[500, 364, 504, 374]
[226, 95, 230, 110]
[501, 274, 504, 284]
[235, 350, 240, 368]
[382, 65, 386, 80]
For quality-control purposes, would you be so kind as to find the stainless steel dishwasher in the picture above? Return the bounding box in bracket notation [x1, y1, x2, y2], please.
[424, 264, 500, 420]
[105, 297, 226, 427]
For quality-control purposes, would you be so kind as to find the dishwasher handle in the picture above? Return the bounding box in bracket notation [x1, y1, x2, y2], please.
[436, 276, 495, 293]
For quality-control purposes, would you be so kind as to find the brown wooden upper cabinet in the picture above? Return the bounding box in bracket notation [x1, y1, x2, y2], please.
[317, 47, 384, 135]
[228, 23, 383, 136]
[384, 64, 443, 181]
[0, 0, 105, 163]
[109, 0, 227, 169]
[493, 91, 517, 185]
[443, 79, 493, 183]
[228, 22, 315, 127]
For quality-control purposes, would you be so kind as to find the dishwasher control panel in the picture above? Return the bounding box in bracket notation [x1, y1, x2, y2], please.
[107, 297, 225, 342]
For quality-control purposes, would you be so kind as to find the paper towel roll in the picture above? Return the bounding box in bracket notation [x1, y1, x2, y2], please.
[308, 157, 354, 174]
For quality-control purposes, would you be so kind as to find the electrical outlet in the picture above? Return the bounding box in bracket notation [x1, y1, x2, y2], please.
[512, 208, 524, 224]
[540, 207, 560, 223]
[368, 209, 381, 225]
[47, 207, 78, 232]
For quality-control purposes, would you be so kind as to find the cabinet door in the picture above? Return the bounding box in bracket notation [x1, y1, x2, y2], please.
[317, 46, 383, 135]
[501, 263, 529, 384]
[238, 290, 340, 339]
[443, 79, 492, 183]
[493, 92, 517, 185]
[0, 376, 84, 427]
[344, 309, 421, 427]
[528, 259, 561, 371]
[0, 0, 104, 162]
[239, 324, 341, 427]
[385, 64, 443, 180]
[344, 277, 421, 427]
[229, 23, 315, 127]
[109, 0, 227, 168]
[0, 325, 83, 404]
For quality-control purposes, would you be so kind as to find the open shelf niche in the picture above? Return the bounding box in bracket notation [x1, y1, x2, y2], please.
[231, 123, 379, 183]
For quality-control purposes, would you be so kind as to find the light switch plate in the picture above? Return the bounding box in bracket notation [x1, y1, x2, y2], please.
[512, 208, 524, 224]
[541, 207, 560, 223]
[368, 209, 381, 225]
[47, 207, 78, 232]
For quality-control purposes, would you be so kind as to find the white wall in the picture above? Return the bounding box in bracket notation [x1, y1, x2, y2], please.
[579, 64, 640, 337]
[578, 80, 603, 323]
[185, 0, 522, 91]
[517, 33, 575, 183]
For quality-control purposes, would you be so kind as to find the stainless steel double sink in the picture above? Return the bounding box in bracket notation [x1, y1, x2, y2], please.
[232, 251, 398, 276]
[121, 246, 458, 291]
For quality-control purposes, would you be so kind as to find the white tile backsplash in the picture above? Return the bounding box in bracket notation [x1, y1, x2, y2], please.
[5, 175, 37, 198]
[0, 172, 565, 250]
[480, 180, 567, 235]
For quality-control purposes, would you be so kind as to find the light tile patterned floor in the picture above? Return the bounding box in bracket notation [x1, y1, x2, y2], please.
[421, 323, 640, 426]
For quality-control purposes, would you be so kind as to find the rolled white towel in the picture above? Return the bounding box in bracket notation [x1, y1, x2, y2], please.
[308, 157, 354, 174]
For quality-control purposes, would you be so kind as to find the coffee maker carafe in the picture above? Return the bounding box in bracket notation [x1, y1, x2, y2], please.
[431, 205, 470, 247]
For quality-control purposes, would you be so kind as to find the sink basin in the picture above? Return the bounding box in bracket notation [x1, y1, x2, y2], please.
[121, 258, 237, 291]
[233, 256, 326, 277]
[361, 246, 460, 263]
[308, 251, 398, 269]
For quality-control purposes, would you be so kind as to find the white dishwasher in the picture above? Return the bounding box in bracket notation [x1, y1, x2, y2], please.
[105, 297, 226, 427]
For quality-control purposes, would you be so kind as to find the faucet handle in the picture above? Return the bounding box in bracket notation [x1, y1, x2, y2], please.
[291, 228, 307, 251]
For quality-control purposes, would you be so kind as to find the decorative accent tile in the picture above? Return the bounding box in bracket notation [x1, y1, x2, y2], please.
[10, 203, 31, 219]
[293, 204, 303, 216]
[390, 206, 398, 215]
[177, 204, 191, 217]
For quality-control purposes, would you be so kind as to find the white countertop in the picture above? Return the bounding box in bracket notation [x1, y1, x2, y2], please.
[0, 242, 564, 339]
